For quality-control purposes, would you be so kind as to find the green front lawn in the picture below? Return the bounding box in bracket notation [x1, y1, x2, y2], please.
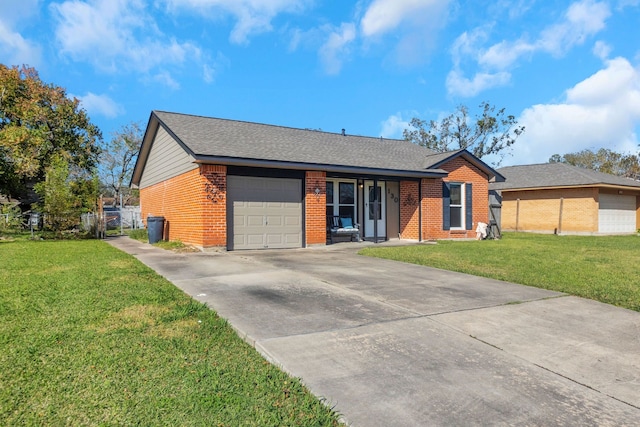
[0, 240, 341, 426]
[360, 233, 640, 312]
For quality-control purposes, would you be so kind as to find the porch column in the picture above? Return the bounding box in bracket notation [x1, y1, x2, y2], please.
[373, 178, 379, 243]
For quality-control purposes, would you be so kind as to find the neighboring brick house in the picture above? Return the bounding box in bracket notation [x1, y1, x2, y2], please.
[130, 111, 502, 250]
[491, 163, 640, 234]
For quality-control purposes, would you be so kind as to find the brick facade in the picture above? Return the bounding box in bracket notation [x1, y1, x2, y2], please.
[420, 157, 490, 240]
[140, 157, 491, 248]
[501, 187, 599, 233]
[396, 158, 491, 241]
[305, 171, 327, 245]
[140, 165, 227, 248]
[200, 165, 227, 247]
[399, 181, 420, 239]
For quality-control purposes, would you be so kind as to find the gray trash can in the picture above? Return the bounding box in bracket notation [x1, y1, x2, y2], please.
[147, 216, 165, 244]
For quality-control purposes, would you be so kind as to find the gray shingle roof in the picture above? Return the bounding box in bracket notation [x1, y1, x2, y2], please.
[154, 111, 442, 173]
[131, 111, 503, 186]
[491, 162, 640, 190]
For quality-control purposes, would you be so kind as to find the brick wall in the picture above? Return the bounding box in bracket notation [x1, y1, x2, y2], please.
[399, 181, 419, 239]
[140, 165, 227, 248]
[501, 187, 598, 233]
[422, 178, 443, 240]
[201, 165, 227, 247]
[305, 171, 327, 245]
[422, 157, 489, 239]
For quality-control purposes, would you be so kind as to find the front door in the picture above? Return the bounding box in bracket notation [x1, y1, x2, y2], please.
[364, 180, 386, 239]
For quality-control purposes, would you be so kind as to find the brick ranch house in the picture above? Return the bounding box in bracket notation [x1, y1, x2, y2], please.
[130, 111, 503, 250]
[490, 163, 640, 234]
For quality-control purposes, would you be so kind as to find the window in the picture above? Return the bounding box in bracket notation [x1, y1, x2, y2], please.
[443, 182, 472, 230]
[449, 183, 463, 228]
[326, 180, 356, 222]
[326, 181, 334, 219]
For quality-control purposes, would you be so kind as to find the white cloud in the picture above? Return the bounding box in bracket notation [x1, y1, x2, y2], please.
[592, 40, 612, 60]
[448, 0, 612, 97]
[360, 0, 447, 37]
[71, 92, 124, 118]
[318, 23, 356, 75]
[162, 0, 309, 44]
[617, 0, 640, 8]
[360, 0, 451, 66]
[150, 71, 180, 90]
[537, 0, 610, 56]
[0, 0, 42, 66]
[450, 27, 490, 68]
[51, 0, 202, 75]
[294, 0, 451, 74]
[446, 69, 511, 97]
[1, 0, 40, 26]
[507, 57, 640, 166]
[478, 39, 535, 70]
[0, 21, 42, 67]
[203, 64, 216, 84]
[380, 113, 411, 138]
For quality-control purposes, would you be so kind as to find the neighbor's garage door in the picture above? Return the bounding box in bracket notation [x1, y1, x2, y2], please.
[598, 193, 637, 233]
[227, 176, 302, 250]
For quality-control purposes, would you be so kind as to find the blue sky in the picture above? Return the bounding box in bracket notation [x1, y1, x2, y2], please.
[2, 0, 639, 166]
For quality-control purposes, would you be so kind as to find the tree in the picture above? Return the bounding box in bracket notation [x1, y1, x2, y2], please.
[0, 64, 102, 202]
[549, 148, 640, 179]
[403, 101, 525, 166]
[34, 154, 75, 233]
[34, 153, 99, 234]
[99, 122, 142, 204]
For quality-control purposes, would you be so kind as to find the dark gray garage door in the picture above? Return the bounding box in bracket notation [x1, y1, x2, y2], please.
[227, 176, 302, 250]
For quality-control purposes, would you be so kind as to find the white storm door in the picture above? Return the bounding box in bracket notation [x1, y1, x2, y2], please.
[364, 181, 386, 238]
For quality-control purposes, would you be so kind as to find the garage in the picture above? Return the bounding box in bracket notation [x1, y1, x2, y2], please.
[227, 175, 303, 250]
[598, 193, 637, 233]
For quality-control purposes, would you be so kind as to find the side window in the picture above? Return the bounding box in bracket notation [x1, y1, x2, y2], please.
[338, 182, 355, 221]
[443, 182, 472, 230]
[326, 181, 334, 219]
[449, 183, 463, 228]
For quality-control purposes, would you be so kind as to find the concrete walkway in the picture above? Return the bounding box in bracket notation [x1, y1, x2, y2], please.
[106, 236, 640, 426]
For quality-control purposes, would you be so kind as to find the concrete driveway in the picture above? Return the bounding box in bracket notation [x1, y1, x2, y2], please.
[107, 237, 640, 426]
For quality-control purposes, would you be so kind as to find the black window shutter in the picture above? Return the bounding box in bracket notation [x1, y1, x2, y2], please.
[442, 182, 450, 230]
[465, 183, 473, 230]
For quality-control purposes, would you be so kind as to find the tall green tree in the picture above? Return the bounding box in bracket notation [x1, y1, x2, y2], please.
[0, 64, 102, 202]
[34, 154, 76, 233]
[99, 121, 142, 204]
[34, 154, 99, 234]
[549, 148, 640, 179]
[403, 101, 525, 166]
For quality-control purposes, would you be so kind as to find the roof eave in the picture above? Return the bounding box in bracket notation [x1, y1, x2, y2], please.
[130, 111, 198, 187]
[130, 112, 158, 187]
[495, 183, 640, 192]
[193, 156, 448, 179]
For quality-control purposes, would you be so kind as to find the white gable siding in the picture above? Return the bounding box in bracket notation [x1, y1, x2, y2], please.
[139, 126, 197, 189]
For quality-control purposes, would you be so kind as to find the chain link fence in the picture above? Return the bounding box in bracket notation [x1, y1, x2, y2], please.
[2, 206, 142, 238]
[83, 207, 143, 237]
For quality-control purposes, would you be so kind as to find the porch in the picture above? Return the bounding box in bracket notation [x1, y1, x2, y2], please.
[325, 178, 407, 244]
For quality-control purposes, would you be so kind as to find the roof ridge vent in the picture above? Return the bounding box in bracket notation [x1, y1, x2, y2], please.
[341, 128, 346, 136]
